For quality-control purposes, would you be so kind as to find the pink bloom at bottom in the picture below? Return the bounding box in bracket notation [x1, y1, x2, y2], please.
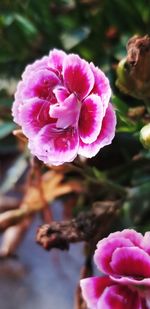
[81, 277, 148, 309]
[12, 49, 116, 165]
[80, 229, 150, 309]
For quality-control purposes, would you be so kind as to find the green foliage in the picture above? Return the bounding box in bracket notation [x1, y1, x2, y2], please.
[0, 121, 16, 139]
[0, 0, 149, 75]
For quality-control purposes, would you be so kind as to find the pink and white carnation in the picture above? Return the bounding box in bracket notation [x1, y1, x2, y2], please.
[12, 49, 116, 165]
[80, 229, 150, 308]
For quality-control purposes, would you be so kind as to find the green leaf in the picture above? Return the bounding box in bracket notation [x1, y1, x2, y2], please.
[112, 96, 139, 133]
[60, 26, 90, 50]
[0, 14, 15, 26]
[0, 154, 28, 194]
[0, 121, 16, 139]
[92, 167, 106, 180]
[112, 95, 128, 114]
[0, 97, 13, 108]
[14, 14, 38, 38]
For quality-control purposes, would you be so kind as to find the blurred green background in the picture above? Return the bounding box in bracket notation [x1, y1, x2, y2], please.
[0, 0, 150, 128]
[1, 0, 150, 75]
[0, 0, 150, 112]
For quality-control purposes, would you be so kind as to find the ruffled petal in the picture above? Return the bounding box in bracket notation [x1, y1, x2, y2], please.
[22, 56, 49, 79]
[53, 86, 70, 103]
[30, 124, 79, 165]
[50, 94, 80, 129]
[63, 54, 94, 100]
[141, 232, 150, 254]
[110, 276, 150, 288]
[78, 103, 116, 158]
[110, 247, 150, 278]
[79, 94, 103, 144]
[90, 63, 111, 115]
[80, 277, 114, 309]
[22, 69, 60, 102]
[19, 98, 54, 138]
[48, 49, 67, 72]
[105, 229, 143, 247]
[97, 285, 141, 309]
[94, 236, 133, 275]
[12, 81, 24, 124]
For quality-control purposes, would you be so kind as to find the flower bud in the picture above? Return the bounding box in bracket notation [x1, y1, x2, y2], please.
[140, 123, 150, 149]
[116, 35, 150, 102]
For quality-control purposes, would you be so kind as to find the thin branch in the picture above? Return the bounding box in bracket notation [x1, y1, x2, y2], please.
[36, 200, 121, 251]
[67, 163, 127, 197]
[74, 243, 93, 309]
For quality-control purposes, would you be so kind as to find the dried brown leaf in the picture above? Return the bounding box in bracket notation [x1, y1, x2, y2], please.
[0, 170, 84, 230]
[0, 218, 32, 257]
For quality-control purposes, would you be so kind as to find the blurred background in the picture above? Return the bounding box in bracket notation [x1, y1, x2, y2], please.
[0, 0, 150, 308]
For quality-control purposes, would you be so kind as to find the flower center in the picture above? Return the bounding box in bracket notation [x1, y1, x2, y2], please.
[49, 94, 81, 129]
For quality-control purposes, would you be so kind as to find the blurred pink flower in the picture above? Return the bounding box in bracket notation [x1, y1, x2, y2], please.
[12, 49, 116, 165]
[81, 229, 150, 308]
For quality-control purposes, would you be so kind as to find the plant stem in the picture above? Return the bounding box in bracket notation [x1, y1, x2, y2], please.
[68, 163, 127, 197]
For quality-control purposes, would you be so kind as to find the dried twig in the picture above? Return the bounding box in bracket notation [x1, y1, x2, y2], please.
[36, 200, 121, 251]
[37, 200, 121, 309]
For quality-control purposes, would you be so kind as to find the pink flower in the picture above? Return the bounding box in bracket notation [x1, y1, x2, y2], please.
[12, 49, 116, 165]
[80, 229, 150, 308]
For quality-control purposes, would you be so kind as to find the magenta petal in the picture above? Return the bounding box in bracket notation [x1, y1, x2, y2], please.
[110, 276, 150, 288]
[31, 124, 79, 165]
[22, 56, 49, 79]
[105, 229, 143, 247]
[50, 94, 80, 129]
[90, 62, 111, 115]
[79, 94, 103, 144]
[97, 285, 141, 309]
[110, 247, 150, 278]
[48, 49, 67, 72]
[63, 54, 94, 100]
[19, 98, 53, 138]
[116, 229, 143, 246]
[22, 69, 60, 101]
[80, 276, 114, 309]
[78, 103, 116, 158]
[12, 81, 24, 124]
[94, 236, 133, 275]
[141, 232, 150, 254]
[53, 86, 70, 103]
